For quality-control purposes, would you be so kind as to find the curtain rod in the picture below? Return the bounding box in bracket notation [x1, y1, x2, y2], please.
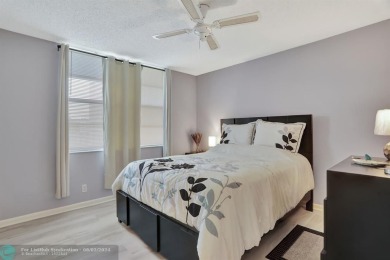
[57, 45, 165, 72]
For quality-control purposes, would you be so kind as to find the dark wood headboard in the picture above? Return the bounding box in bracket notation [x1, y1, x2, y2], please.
[221, 115, 313, 167]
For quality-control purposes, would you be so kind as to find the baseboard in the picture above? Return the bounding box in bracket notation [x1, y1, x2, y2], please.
[313, 203, 323, 213]
[0, 195, 114, 229]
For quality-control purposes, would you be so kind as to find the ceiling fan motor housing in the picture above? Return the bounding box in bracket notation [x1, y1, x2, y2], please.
[194, 23, 212, 41]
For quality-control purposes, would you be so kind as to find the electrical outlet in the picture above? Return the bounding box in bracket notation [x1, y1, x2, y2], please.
[82, 184, 87, 193]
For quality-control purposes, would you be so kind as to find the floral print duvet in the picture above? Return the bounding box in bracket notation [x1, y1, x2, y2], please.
[112, 144, 314, 260]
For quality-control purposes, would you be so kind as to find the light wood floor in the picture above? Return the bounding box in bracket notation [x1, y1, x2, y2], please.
[0, 201, 323, 260]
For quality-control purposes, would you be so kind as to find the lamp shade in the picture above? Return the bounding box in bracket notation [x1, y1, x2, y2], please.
[208, 136, 217, 147]
[374, 109, 390, 136]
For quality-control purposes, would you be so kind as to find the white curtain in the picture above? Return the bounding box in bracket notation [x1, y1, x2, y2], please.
[104, 58, 141, 189]
[163, 69, 172, 157]
[56, 44, 70, 199]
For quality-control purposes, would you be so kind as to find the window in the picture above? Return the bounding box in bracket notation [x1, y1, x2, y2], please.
[141, 67, 165, 147]
[68, 50, 165, 151]
[69, 51, 104, 152]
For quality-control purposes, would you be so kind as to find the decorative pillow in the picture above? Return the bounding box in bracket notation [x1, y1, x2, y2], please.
[253, 120, 306, 153]
[220, 123, 255, 145]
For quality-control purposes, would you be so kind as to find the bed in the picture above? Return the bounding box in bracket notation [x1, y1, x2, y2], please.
[113, 115, 314, 260]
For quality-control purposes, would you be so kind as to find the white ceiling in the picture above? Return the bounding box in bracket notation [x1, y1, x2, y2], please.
[0, 0, 390, 75]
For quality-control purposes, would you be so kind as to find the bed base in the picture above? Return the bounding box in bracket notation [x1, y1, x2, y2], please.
[117, 189, 313, 259]
[306, 190, 314, 211]
[116, 190, 198, 260]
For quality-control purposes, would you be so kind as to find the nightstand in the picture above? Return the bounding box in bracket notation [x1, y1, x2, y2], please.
[322, 156, 390, 260]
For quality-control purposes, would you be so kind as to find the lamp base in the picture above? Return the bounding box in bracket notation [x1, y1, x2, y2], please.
[384, 142, 390, 161]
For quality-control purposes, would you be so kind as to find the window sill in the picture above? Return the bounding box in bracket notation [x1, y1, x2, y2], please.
[141, 145, 163, 149]
[70, 149, 103, 154]
[70, 146, 163, 154]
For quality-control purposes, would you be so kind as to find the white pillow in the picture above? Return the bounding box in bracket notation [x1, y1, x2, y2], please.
[253, 120, 306, 153]
[220, 123, 255, 145]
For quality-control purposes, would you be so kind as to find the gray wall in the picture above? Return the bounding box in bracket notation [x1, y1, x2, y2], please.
[2, 17, 389, 220]
[0, 29, 165, 220]
[170, 71, 198, 155]
[197, 20, 390, 204]
[0, 29, 113, 220]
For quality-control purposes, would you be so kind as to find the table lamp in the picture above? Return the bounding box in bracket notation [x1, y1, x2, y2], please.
[374, 109, 390, 160]
[208, 136, 217, 147]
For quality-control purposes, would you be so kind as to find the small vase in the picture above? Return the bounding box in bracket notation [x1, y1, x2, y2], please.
[195, 144, 201, 153]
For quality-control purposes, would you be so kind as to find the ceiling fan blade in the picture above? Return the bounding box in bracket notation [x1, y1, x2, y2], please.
[180, 0, 203, 21]
[213, 12, 260, 29]
[206, 34, 219, 50]
[153, 29, 191, 39]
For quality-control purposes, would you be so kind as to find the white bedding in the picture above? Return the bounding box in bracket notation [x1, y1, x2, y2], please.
[112, 144, 314, 260]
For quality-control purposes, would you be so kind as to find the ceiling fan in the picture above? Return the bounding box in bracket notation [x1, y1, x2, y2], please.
[152, 0, 260, 50]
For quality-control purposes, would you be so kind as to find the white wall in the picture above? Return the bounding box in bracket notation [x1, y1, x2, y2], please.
[196, 20, 390, 204]
[170, 71, 198, 155]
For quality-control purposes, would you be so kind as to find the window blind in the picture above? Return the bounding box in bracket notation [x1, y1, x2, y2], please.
[141, 67, 164, 146]
[69, 51, 104, 152]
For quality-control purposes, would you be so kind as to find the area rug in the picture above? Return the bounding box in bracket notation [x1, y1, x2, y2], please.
[266, 225, 323, 260]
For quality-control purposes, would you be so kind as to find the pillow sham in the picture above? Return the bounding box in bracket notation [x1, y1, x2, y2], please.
[253, 120, 306, 153]
[220, 122, 255, 145]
